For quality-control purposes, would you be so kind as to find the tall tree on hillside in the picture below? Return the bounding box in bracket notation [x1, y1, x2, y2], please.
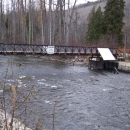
[86, 6, 103, 44]
[0, 0, 4, 42]
[39, 0, 45, 45]
[66, 0, 77, 45]
[29, 0, 32, 44]
[104, 0, 125, 45]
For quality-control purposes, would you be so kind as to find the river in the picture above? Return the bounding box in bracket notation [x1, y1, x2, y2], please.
[0, 55, 130, 130]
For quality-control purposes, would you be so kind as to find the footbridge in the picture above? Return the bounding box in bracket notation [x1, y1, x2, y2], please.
[0, 43, 118, 57]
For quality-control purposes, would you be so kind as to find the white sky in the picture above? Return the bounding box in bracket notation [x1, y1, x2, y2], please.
[74, 0, 97, 5]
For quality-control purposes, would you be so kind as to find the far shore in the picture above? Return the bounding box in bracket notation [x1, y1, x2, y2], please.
[35, 54, 130, 73]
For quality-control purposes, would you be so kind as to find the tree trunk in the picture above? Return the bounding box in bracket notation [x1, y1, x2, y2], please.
[29, 0, 32, 44]
[49, 0, 52, 45]
[40, 0, 45, 45]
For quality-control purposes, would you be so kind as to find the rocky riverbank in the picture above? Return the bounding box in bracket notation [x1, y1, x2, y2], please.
[0, 109, 31, 130]
[31, 54, 130, 72]
[118, 61, 130, 72]
[39, 55, 89, 66]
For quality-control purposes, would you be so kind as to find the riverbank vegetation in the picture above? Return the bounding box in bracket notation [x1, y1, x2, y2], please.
[0, 61, 42, 129]
[0, 0, 130, 48]
[86, 0, 125, 46]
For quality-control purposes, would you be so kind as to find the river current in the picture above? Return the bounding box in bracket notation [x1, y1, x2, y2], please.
[0, 55, 130, 130]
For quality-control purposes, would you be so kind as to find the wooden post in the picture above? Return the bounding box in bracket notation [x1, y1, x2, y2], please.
[124, 33, 127, 59]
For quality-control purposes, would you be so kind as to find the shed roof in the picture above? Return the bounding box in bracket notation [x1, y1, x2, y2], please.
[97, 48, 115, 61]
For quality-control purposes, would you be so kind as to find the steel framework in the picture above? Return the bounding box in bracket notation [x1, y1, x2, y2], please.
[0, 43, 118, 57]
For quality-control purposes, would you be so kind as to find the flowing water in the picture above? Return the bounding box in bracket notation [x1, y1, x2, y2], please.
[0, 55, 130, 130]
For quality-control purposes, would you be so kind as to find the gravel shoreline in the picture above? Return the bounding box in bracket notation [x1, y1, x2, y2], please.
[38, 55, 89, 66]
[0, 109, 31, 130]
[32, 54, 130, 72]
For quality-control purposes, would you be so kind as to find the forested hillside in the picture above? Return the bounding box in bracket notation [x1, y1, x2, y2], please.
[0, 0, 129, 46]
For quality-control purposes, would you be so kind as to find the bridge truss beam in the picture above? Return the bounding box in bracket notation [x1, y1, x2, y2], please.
[0, 43, 118, 57]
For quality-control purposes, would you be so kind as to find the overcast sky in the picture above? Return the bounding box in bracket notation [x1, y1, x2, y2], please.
[73, 0, 97, 5]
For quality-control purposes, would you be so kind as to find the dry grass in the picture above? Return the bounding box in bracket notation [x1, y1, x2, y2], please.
[118, 48, 130, 53]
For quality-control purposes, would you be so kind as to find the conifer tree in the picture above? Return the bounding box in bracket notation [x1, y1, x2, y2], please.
[86, 6, 103, 44]
[104, 0, 125, 45]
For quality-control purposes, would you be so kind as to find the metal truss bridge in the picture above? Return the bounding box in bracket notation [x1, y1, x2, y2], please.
[0, 43, 118, 57]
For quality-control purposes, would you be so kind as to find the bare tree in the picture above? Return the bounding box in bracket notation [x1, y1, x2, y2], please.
[40, 0, 45, 45]
[49, 0, 52, 45]
[29, 0, 32, 44]
[66, 0, 78, 45]
[1, 0, 123, 46]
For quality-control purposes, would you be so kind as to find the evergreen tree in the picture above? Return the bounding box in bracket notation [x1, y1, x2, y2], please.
[86, 6, 103, 44]
[104, 0, 125, 45]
